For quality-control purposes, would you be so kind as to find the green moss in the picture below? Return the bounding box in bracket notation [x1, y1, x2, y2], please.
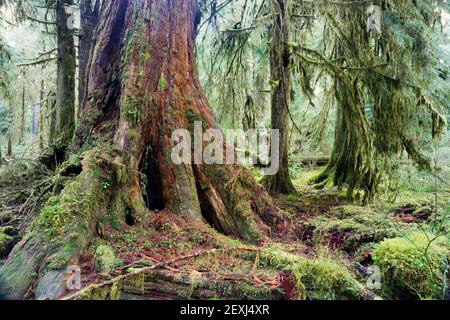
[124, 273, 145, 294]
[46, 254, 70, 271]
[35, 196, 68, 238]
[122, 96, 140, 125]
[120, 2, 149, 77]
[158, 73, 167, 91]
[292, 255, 366, 300]
[34, 167, 105, 240]
[89, 287, 110, 300]
[260, 245, 301, 271]
[313, 205, 406, 252]
[334, 205, 372, 219]
[185, 108, 208, 130]
[0, 227, 13, 255]
[373, 232, 449, 300]
[259, 245, 366, 300]
[109, 282, 121, 300]
[222, 169, 265, 242]
[94, 245, 121, 273]
[236, 282, 274, 299]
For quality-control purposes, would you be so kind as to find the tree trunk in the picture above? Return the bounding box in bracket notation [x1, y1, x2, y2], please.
[39, 78, 45, 150]
[0, 0, 277, 300]
[48, 92, 57, 146]
[55, 0, 76, 149]
[19, 76, 25, 145]
[262, 0, 295, 194]
[78, 0, 100, 113]
[313, 39, 378, 203]
[7, 135, 12, 157]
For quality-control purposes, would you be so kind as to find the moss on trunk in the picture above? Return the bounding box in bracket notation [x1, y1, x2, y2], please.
[262, 0, 295, 195]
[55, 0, 76, 149]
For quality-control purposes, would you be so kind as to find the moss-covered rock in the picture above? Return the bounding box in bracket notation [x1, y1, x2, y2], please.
[292, 255, 367, 300]
[373, 233, 449, 300]
[259, 245, 368, 300]
[94, 245, 120, 273]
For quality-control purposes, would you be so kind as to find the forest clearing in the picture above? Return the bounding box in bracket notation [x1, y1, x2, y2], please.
[0, 0, 449, 302]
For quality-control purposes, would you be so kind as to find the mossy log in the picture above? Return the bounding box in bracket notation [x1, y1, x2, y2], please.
[64, 269, 284, 301]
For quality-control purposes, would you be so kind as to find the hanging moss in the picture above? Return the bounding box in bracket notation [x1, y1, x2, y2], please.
[298, 0, 447, 203]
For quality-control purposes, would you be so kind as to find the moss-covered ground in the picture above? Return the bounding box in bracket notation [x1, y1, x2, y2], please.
[1, 161, 448, 300]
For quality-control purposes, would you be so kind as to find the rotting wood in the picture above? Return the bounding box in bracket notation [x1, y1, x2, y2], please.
[62, 247, 266, 300]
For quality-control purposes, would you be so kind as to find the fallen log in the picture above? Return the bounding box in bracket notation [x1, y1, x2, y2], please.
[62, 247, 283, 300]
[299, 157, 329, 167]
[63, 268, 284, 301]
[122, 269, 284, 300]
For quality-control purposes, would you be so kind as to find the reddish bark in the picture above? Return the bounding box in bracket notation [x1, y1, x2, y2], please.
[76, 0, 276, 236]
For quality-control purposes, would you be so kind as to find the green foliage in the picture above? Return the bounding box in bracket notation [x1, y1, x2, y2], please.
[373, 232, 449, 300]
[67, 154, 81, 168]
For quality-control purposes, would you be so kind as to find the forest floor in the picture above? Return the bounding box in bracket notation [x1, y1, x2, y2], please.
[0, 159, 449, 300]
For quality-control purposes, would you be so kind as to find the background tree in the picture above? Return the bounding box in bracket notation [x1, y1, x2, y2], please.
[78, 0, 100, 111]
[296, 0, 447, 202]
[261, 0, 295, 193]
[54, 0, 75, 150]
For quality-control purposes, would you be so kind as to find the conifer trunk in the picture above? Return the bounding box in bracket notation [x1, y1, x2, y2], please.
[78, 0, 100, 112]
[55, 0, 76, 148]
[263, 0, 295, 194]
[19, 76, 25, 145]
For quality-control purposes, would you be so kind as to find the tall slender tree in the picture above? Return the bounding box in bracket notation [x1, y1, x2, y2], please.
[55, 0, 76, 149]
[262, 0, 295, 194]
